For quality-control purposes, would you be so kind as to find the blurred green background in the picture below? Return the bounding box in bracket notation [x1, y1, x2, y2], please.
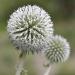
[0, 0, 75, 75]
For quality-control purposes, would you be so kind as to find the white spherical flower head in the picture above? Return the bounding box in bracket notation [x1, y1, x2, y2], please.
[45, 35, 70, 64]
[7, 5, 53, 54]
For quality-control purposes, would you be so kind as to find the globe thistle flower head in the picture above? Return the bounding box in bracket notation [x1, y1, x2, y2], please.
[7, 5, 53, 54]
[45, 35, 70, 64]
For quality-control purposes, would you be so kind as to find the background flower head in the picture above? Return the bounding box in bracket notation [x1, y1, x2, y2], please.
[44, 35, 70, 64]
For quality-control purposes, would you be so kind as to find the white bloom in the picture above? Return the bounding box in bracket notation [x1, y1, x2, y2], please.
[7, 5, 53, 54]
[45, 35, 70, 63]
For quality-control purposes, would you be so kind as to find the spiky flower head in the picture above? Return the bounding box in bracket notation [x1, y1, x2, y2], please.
[7, 5, 53, 54]
[45, 35, 70, 64]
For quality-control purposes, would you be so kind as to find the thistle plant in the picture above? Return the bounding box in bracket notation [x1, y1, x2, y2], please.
[7, 5, 53, 75]
[44, 35, 70, 75]
[7, 4, 70, 75]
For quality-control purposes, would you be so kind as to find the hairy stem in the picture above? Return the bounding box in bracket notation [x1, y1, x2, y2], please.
[44, 65, 51, 75]
[16, 52, 27, 75]
[16, 57, 25, 75]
